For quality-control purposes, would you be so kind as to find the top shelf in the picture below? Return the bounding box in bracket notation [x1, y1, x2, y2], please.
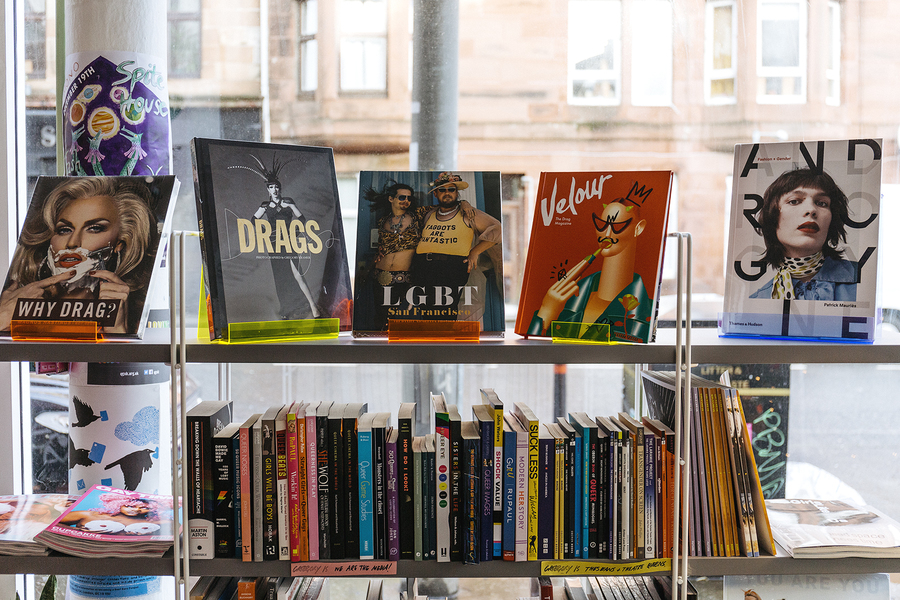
[0, 327, 899, 365]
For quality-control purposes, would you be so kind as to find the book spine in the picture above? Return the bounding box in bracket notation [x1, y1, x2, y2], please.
[491, 406, 504, 559]
[316, 414, 331, 559]
[565, 432, 576, 558]
[386, 434, 400, 560]
[645, 432, 657, 560]
[463, 437, 480, 564]
[232, 432, 242, 559]
[296, 414, 309, 562]
[425, 440, 437, 560]
[252, 423, 264, 562]
[479, 419, 494, 562]
[514, 427, 528, 562]
[502, 427, 516, 561]
[555, 433, 565, 559]
[634, 427, 645, 559]
[305, 412, 319, 561]
[373, 425, 387, 560]
[239, 425, 253, 562]
[213, 431, 235, 558]
[286, 413, 300, 562]
[525, 417, 539, 560]
[413, 443, 424, 561]
[586, 429, 599, 559]
[328, 415, 345, 560]
[187, 416, 214, 559]
[276, 420, 289, 561]
[434, 409, 451, 562]
[344, 415, 359, 560]
[262, 419, 278, 561]
[397, 411, 414, 560]
[573, 432, 583, 559]
[358, 428, 374, 560]
[537, 433, 554, 560]
[449, 417, 463, 562]
[611, 430, 620, 560]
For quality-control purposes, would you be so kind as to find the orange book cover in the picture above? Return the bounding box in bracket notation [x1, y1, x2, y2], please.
[515, 171, 673, 343]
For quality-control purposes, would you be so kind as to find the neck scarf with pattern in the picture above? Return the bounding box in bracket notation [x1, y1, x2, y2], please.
[771, 252, 825, 299]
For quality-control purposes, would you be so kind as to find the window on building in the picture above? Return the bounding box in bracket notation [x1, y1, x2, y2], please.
[24, 0, 46, 80]
[168, 0, 201, 78]
[299, 0, 318, 94]
[339, 0, 387, 93]
[568, 0, 621, 106]
[631, 0, 673, 106]
[757, 0, 807, 104]
[705, 0, 737, 104]
[826, 1, 841, 106]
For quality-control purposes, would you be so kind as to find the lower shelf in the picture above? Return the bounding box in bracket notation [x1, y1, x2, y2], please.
[3, 554, 899, 578]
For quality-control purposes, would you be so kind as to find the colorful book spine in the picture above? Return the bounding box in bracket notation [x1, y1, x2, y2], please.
[286, 405, 300, 562]
[502, 418, 516, 561]
[509, 415, 529, 562]
[480, 388, 504, 558]
[397, 402, 416, 560]
[275, 404, 290, 561]
[513, 402, 539, 561]
[296, 405, 309, 562]
[315, 401, 332, 559]
[212, 422, 240, 558]
[460, 421, 481, 564]
[343, 402, 366, 560]
[432, 393, 451, 562]
[536, 424, 555, 560]
[448, 405, 463, 562]
[385, 427, 401, 560]
[357, 413, 375, 560]
[252, 415, 264, 562]
[239, 414, 259, 562]
[474, 406, 494, 562]
[305, 401, 321, 561]
[232, 424, 242, 559]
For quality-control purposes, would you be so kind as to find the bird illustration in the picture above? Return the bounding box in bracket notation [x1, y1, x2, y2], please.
[103, 448, 154, 491]
[68, 438, 96, 469]
[71, 396, 101, 428]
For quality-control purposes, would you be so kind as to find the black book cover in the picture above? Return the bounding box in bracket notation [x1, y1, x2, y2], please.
[557, 417, 578, 559]
[460, 420, 481, 564]
[536, 424, 555, 560]
[186, 400, 233, 560]
[397, 402, 416, 559]
[570, 412, 600, 559]
[315, 400, 333, 558]
[327, 402, 347, 559]
[596, 415, 621, 560]
[212, 422, 240, 558]
[190, 138, 353, 341]
[260, 404, 282, 560]
[372, 412, 391, 560]
[343, 402, 367, 559]
[448, 405, 463, 561]
[423, 433, 437, 560]
[471, 404, 494, 562]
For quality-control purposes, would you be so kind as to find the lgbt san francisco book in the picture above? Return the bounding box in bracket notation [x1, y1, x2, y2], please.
[515, 171, 673, 343]
[351, 170, 505, 337]
[191, 138, 353, 341]
[721, 139, 882, 342]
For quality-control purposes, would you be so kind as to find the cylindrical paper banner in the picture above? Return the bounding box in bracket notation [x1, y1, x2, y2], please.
[67, 362, 171, 600]
[62, 0, 171, 177]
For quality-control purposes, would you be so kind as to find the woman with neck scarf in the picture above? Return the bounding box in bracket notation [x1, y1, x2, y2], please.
[750, 167, 858, 301]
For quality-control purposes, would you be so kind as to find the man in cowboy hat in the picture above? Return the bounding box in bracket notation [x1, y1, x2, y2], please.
[411, 172, 501, 320]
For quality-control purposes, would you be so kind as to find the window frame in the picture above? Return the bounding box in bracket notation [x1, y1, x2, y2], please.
[167, 0, 202, 79]
[298, 0, 319, 97]
[825, 0, 841, 107]
[630, 0, 674, 107]
[756, 0, 808, 105]
[704, 0, 738, 105]
[567, 0, 622, 107]
[338, 0, 388, 96]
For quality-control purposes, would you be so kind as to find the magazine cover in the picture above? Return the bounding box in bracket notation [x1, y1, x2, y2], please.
[766, 498, 900, 558]
[35, 485, 175, 558]
[725, 574, 889, 600]
[0, 494, 78, 555]
[0, 176, 178, 339]
[352, 170, 505, 336]
[192, 138, 353, 340]
[515, 171, 673, 343]
[722, 139, 882, 342]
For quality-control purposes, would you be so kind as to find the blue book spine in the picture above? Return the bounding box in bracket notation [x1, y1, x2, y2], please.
[358, 430, 374, 559]
[502, 427, 516, 560]
[573, 436, 583, 558]
[581, 429, 590, 558]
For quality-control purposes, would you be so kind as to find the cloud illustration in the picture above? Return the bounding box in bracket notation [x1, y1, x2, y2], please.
[114, 405, 160, 446]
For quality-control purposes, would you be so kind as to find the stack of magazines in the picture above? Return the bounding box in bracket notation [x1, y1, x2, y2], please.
[34, 485, 175, 558]
[0, 494, 78, 556]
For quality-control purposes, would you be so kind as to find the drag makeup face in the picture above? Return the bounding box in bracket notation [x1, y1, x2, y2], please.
[48, 195, 122, 284]
[266, 182, 282, 201]
[592, 201, 646, 257]
[775, 185, 832, 258]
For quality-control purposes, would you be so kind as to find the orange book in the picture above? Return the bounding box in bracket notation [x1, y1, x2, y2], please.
[515, 171, 673, 343]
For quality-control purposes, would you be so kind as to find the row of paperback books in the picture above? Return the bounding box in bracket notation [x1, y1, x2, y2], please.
[640, 371, 775, 558]
[539, 575, 696, 600]
[189, 575, 327, 600]
[186, 389, 681, 563]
